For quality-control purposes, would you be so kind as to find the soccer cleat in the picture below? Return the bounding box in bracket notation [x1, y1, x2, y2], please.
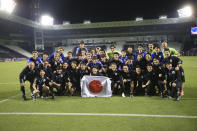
[174, 96, 180, 101]
[168, 96, 172, 99]
[52, 95, 55, 100]
[122, 93, 126, 97]
[33, 96, 37, 101]
[41, 96, 44, 99]
[22, 95, 27, 101]
[130, 93, 134, 98]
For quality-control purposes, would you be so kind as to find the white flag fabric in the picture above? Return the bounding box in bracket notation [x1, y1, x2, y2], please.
[81, 75, 112, 97]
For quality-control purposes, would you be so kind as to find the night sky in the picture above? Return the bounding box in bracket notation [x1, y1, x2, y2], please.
[14, 0, 197, 24]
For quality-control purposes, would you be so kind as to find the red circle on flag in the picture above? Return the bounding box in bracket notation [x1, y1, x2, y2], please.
[89, 80, 103, 94]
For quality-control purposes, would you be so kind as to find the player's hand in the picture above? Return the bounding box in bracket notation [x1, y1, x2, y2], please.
[123, 79, 127, 83]
[172, 83, 176, 87]
[142, 85, 146, 88]
[159, 74, 162, 77]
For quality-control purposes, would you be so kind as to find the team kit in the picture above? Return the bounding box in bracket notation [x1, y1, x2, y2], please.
[19, 41, 185, 101]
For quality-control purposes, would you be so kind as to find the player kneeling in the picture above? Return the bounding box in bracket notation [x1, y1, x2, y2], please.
[166, 63, 182, 101]
[33, 70, 51, 100]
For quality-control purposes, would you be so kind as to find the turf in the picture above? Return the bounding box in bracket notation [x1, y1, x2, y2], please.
[0, 57, 197, 131]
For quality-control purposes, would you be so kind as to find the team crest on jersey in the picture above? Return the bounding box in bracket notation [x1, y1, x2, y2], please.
[172, 71, 175, 74]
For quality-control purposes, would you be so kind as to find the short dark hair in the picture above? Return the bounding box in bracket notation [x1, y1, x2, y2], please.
[43, 52, 49, 56]
[110, 45, 116, 48]
[114, 52, 119, 56]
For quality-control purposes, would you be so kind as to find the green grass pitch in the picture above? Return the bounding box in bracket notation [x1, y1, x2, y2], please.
[0, 56, 197, 131]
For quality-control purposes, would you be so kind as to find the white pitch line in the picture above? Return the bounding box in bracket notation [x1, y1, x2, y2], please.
[0, 93, 21, 104]
[0, 83, 18, 85]
[0, 112, 196, 119]
[0, 99, 9, 103]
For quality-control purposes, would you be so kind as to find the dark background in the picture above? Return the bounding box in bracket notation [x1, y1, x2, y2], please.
[14, 0, 197, 24]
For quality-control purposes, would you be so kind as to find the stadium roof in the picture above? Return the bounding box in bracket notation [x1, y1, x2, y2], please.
[0, 11, 196, 30]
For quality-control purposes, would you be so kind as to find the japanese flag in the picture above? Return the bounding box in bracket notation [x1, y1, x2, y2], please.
[81, 75, 112, 97]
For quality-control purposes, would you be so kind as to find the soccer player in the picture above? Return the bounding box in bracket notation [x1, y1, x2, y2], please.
[126, 46, 135, 60]
[49, 53, 63, 73]
[19, 62, 39, 100]
[132, 66, 145, 96]
[107, 45, 118, 60]
[42, 52, 49, 62]
[108, 63, 121, 95]
[135, 53, 146, 72]
[67, 61, 80, 96]
[164, 48, 181, 68]
[142, 64, 155, 96]
[147, 42, 155, 54]
[135, 44, 146, 60]
[152, 45, 164, 63]
[87, 56, 103, 70]
[79, 62, 90, 79]
[166, 63, 182, 101]
[64, 51, 73, 65]
[125, 56, 136, 72]
[152, 57, 166, 98]
[100, 54, 109, 67]
[40, 60, 53, 80]
[32, 70, 51, 100]
[119, 49, 128, 64]
[91, 67, 102, 76]
[76, 41, 88, 55]
[27, 51, 42, 67]
[145, 53, 153, 66]
[49, 46, 65, 61]
[120, 65, 134, 97]
[50, 67, 65, 97]
[162, 41, 180, 58]
[110, 52, 123, 70]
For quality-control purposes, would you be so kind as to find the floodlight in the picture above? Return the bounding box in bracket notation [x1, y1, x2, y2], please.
[0, 0, 16, 13]
[40, 15, 54, 26]
[136, 17, 143, 21]
[159, 15, 167, 19]
[178, 6, 192, 18]
[83, 20, 91, 24]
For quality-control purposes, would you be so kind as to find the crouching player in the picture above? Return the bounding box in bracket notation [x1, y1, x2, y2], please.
[32, 70, 51, 100]
[19, 62, 39, 100]
[142, 64, 155, 96]
[108, 63, 121, 95]
[166, 63, 182, 101]
[50, 67, 65, 98]
[120, 65, 134, 97]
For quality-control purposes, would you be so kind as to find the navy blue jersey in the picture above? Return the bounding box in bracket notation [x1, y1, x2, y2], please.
[152, 52, 164, 63]
[49, 52, 64, 61]
[87, 61, 103, 70]
[27, 57, 42, 67]
[119, 56, 128, 64]
[76, 47, 88, 55]
[109, 59, 123, 70]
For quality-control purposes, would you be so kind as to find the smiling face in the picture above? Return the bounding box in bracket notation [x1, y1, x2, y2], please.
[40, 70, 45, 77]
[123, 66, 129, 73]
[92, 68, 98, 75]
[32, 52, 38, 60]
[147, 65, 153, 72]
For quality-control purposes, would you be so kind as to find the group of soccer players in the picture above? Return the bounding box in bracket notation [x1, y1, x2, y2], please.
[19, 41, 185, 101]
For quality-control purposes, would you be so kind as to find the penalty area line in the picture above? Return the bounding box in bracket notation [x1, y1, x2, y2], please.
[0, 112, 196, 119]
